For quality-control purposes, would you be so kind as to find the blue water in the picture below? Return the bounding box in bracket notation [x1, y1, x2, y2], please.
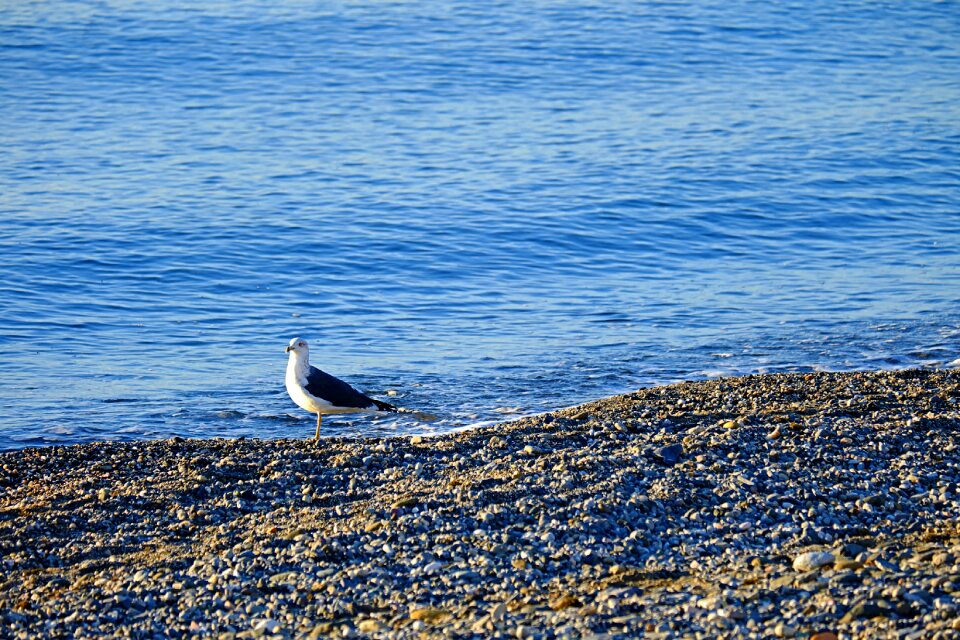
[1, 1, 959, 450]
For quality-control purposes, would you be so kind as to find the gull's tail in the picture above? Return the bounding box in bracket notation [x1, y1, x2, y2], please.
[372, 398, 439, 422]
[372, 398, 398, 412]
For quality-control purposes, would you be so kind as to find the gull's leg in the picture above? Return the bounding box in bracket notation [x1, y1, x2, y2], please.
[315, 414, 322, 440]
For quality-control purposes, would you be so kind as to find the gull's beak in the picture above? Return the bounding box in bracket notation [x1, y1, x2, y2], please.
[285, 346, 293, 353]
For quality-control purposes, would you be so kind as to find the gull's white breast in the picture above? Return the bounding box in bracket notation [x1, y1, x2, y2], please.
[285, 363, 333, 414]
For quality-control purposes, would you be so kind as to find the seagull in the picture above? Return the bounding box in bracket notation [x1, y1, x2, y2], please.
[284, 337, 397, 439]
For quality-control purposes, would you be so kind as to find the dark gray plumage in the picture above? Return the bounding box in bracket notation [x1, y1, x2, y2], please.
[303, 366, 396, 412]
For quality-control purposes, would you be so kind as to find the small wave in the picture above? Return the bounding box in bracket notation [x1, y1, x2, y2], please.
[493, 406, 524, 414]
[46, 426, 75, 435]
[701, 370, 732, 379]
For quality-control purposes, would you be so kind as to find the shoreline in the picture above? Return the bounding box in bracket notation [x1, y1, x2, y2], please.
[2, 369, 959, 639]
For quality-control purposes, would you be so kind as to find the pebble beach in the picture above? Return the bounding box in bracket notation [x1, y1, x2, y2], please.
[2, 369, 960, 639]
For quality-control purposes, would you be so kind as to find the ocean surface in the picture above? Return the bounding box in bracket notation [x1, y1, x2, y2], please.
[1, 1, 958, 450]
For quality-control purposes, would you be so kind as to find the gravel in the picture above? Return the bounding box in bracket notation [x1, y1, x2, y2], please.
[2, 368, 959, 639]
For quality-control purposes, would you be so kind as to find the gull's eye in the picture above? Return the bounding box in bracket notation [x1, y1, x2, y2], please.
[298, 342, 304, 347]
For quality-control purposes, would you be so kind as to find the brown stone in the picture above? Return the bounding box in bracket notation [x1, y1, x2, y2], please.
[549, 594, 583, 611]
[833, 555, 863, 570]
[409, 608, 450, 623]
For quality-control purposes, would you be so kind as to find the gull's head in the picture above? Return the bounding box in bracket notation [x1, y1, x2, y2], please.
[285, 337, 308, 354]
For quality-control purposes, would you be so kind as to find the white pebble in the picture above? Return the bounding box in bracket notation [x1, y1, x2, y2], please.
[792, 551, 834, 571]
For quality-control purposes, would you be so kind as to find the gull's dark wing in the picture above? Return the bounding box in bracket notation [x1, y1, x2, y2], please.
[305, 366, 395, 411]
